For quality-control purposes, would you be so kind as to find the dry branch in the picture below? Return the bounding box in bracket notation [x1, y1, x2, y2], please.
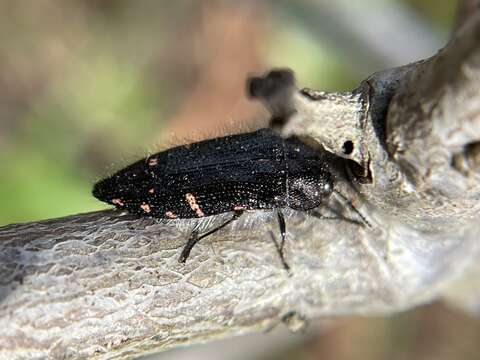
[2, 10, 480, 360]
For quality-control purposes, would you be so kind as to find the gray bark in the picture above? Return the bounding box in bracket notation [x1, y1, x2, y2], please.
[2, 9, 480, 360]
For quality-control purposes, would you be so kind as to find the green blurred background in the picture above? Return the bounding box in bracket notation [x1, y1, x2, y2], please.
[3, 1, 479, 360]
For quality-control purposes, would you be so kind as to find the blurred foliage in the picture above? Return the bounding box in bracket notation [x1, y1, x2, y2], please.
[266, 26, 358, 90]
[406, 0, 458, 27]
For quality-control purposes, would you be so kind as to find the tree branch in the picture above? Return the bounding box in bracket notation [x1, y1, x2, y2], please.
[454, 0, 480, 32]
[2, 10, 480, 360]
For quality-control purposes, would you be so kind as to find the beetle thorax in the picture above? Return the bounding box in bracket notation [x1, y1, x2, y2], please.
[285, 174, 333, 211]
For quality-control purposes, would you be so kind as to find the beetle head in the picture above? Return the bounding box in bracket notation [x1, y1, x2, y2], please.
[286, 173, 333, 211]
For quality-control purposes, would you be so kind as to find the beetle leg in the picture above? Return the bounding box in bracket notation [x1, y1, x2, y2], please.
[309, 191, 372, 228]
[270, 209, 291, 273]
[309, 207, 363, 226]
[178, 230, 199, 263]
[178, 210, 243, 263]
[332, 190, 372, 228]
[309, 208, 347, 221]
[276, 209, 286, 254]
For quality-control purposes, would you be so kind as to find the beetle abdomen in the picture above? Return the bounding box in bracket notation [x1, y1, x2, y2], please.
[93, 129, 291, 218]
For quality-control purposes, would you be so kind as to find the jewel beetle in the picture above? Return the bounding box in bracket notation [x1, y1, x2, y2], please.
[93, 128, 343, 270]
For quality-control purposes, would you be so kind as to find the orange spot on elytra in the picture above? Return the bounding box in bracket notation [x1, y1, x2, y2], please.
[185, 193, 205, 217]
[111, 198, 124, 206]
[148, 158, 158, 166]
[165, 211, 178, 219]
[148, 188, 155, 194]
[140, 203, 151, 213]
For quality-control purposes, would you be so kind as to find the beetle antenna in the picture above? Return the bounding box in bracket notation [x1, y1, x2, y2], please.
[333, 189, 372, 228]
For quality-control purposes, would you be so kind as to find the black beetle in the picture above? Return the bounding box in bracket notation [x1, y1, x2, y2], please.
[93, 128, 346, 270]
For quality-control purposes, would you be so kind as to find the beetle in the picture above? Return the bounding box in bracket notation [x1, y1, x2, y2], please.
[93, 128, 340, 270]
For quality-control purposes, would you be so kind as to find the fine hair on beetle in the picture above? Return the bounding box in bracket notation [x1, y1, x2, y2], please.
[93, 128, 369, 272]
[152, 112, 268, 154]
